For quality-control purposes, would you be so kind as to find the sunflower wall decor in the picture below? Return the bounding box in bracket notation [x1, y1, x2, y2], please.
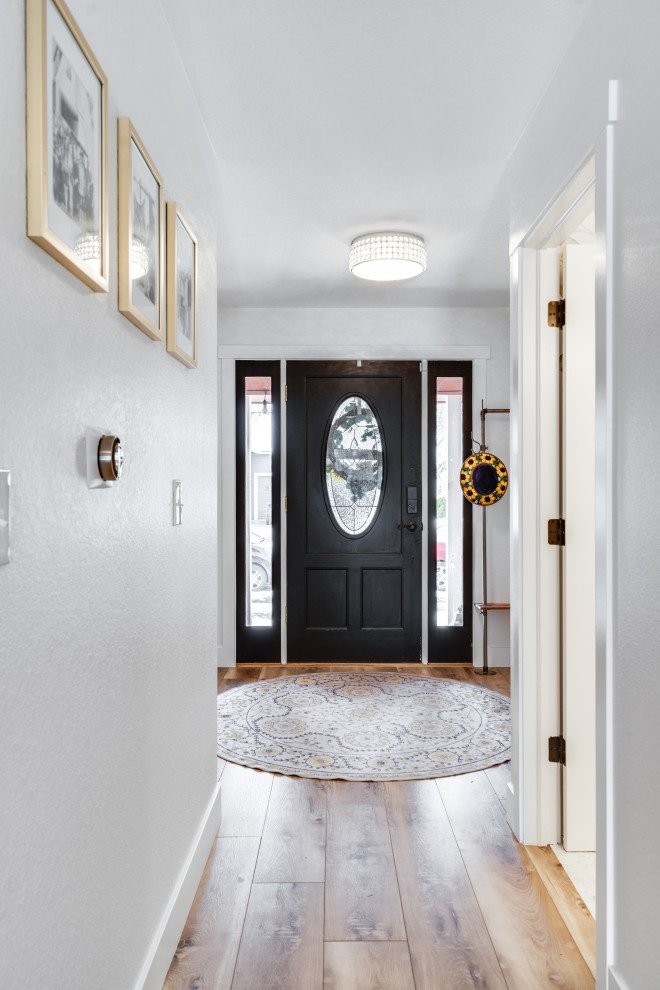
[460, 451, 508, 506]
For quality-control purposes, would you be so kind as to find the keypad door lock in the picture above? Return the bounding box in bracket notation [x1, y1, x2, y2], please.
[406, 485, 418, 514]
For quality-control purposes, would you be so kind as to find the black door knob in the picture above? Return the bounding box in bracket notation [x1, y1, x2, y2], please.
[398, 521, 417, 532]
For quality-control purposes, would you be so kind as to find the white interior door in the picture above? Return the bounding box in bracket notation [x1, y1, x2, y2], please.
[563, 242, 596, 851]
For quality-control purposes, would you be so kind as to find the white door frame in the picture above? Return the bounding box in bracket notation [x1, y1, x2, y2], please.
[218, 345, 490, 667]
[509, 83, 617, 989]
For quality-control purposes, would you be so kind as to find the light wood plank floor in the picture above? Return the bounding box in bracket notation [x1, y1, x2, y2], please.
[163, 664, 595, 990]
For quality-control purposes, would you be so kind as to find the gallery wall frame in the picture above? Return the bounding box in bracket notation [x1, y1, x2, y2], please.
[26, 0, 109, 292]
[117, 117, 164, 340]
[166, 202, 197, 369]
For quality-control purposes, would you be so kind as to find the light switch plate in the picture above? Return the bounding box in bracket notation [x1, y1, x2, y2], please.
[0, 470, 10, 565]
[173, 479, 183, 525]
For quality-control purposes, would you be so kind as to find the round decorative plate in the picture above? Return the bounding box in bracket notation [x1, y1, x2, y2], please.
[218, 672, 510, 781]
[460, 451, 508, 506]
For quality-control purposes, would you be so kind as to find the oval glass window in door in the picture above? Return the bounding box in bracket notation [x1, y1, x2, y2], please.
[325, 396, 384, 535]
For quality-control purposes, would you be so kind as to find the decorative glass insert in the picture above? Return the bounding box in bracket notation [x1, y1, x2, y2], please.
[325, 396, 384, 535]
[436, 378, 464, 627]
[245, 376, 273, 626]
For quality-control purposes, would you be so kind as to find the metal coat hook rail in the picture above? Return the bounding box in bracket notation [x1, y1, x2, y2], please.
[475, 403, 510, 676]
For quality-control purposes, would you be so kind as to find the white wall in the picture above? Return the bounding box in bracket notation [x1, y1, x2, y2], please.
[508, 1, 660, 986]
[0, 2, 218, 987]
[219, 306, 510, 665]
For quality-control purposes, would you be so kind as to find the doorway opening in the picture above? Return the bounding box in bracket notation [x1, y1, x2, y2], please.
[511, 155, 598, 922]
[235, 359, 473, 664]
[551, 223, 597, 914]
[286, 360, 422, 662]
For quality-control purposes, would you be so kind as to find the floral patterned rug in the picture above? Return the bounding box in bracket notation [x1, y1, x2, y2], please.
[217, 672, 510, 781]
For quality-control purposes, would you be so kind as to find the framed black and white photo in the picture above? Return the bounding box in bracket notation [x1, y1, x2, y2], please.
[166, 203, 197, 368]
[118, 118, 163, 339]
[26, 0, 108, 292]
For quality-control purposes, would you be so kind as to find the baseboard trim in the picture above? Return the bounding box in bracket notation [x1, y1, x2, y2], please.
[472, 646, 510, 668]
[134, 780, 222, 990]
[525, 845, 595, 978]
[608, 966, 631, 990]
[217, 645, 236, 668]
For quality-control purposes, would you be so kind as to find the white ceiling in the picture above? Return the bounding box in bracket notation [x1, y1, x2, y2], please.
[160, 0, 592, 308]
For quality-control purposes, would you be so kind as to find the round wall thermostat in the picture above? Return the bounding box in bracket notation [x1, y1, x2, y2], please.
[98, 435, 123, 482]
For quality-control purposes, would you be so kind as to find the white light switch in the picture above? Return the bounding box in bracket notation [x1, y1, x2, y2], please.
[0, 470, 10, 565]
[173, 480, 183, 525]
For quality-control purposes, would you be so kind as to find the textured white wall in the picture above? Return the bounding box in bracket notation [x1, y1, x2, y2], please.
[0, 2, 218, 987]
[508, 1, 660, 986]
[219, 306, 510, 663]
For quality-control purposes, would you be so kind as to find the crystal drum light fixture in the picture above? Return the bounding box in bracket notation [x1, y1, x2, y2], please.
[349, 231, 426, 282]
[130, 236, 149, 280]
[74, 233, 102, 274]
[74, 233, 148, 279]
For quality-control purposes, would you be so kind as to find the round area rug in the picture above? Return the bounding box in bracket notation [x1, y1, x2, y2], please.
[217, 672, 510, 781]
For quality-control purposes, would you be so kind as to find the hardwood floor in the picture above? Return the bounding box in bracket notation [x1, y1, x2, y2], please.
[163, 664, 594, 990]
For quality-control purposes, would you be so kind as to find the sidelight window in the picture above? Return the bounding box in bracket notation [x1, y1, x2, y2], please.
[428, 361, 472, 660]
[236, 361, 281, 662]
[434, 376, 468, 630]
[244, 377, 273, 626]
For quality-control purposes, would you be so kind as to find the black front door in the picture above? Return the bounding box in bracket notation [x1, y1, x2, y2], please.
[286, 361, 421, 661]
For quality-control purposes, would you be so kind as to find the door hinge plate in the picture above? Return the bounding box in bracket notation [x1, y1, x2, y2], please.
[548, 299, 566, 328]
[285, 385, 288, 402]
[549, 735, 566, 765]
[285, 605, 288, 623]
[285, 495, 288, 513]
[548, 518, 565, 546]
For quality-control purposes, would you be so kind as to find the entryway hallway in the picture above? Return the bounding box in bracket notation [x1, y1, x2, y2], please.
[163, 666, 594, 990]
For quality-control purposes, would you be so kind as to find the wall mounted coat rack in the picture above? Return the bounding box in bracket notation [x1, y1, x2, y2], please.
[461, 402, 510, 675]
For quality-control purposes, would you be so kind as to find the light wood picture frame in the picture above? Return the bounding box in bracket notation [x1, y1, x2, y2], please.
[166, 202, 197, 368]
[117, 118, 164, 340]
[26, 0, 109, 292]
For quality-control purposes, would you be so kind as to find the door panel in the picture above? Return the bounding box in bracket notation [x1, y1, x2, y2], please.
[287, 361, 421, 661]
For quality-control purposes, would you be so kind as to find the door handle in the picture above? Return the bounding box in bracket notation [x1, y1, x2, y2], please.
[398, 521, 417, 532]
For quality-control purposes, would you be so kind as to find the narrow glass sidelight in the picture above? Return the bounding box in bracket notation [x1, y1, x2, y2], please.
[244, 376, 273, 626]
[325, 396, 384, 535]
[435, 377, 464, 626]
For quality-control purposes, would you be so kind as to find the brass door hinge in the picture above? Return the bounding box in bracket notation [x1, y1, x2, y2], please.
[285, 606, 288, 623]
[285, 385, 288, 402]
[548, 299, 566, 328]
[285, 495, 288, 513]
[548, 518, 565, 546]
[549, 735, 566, 765]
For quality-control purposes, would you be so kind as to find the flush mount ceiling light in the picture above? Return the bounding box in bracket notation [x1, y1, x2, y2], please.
[349, 231, 426, 282]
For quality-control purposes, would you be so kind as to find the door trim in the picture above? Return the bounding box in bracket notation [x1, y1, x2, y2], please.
[511, 157, 597, 846]
[218, 345, 491, 669]
[509, 92, 617, 988]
